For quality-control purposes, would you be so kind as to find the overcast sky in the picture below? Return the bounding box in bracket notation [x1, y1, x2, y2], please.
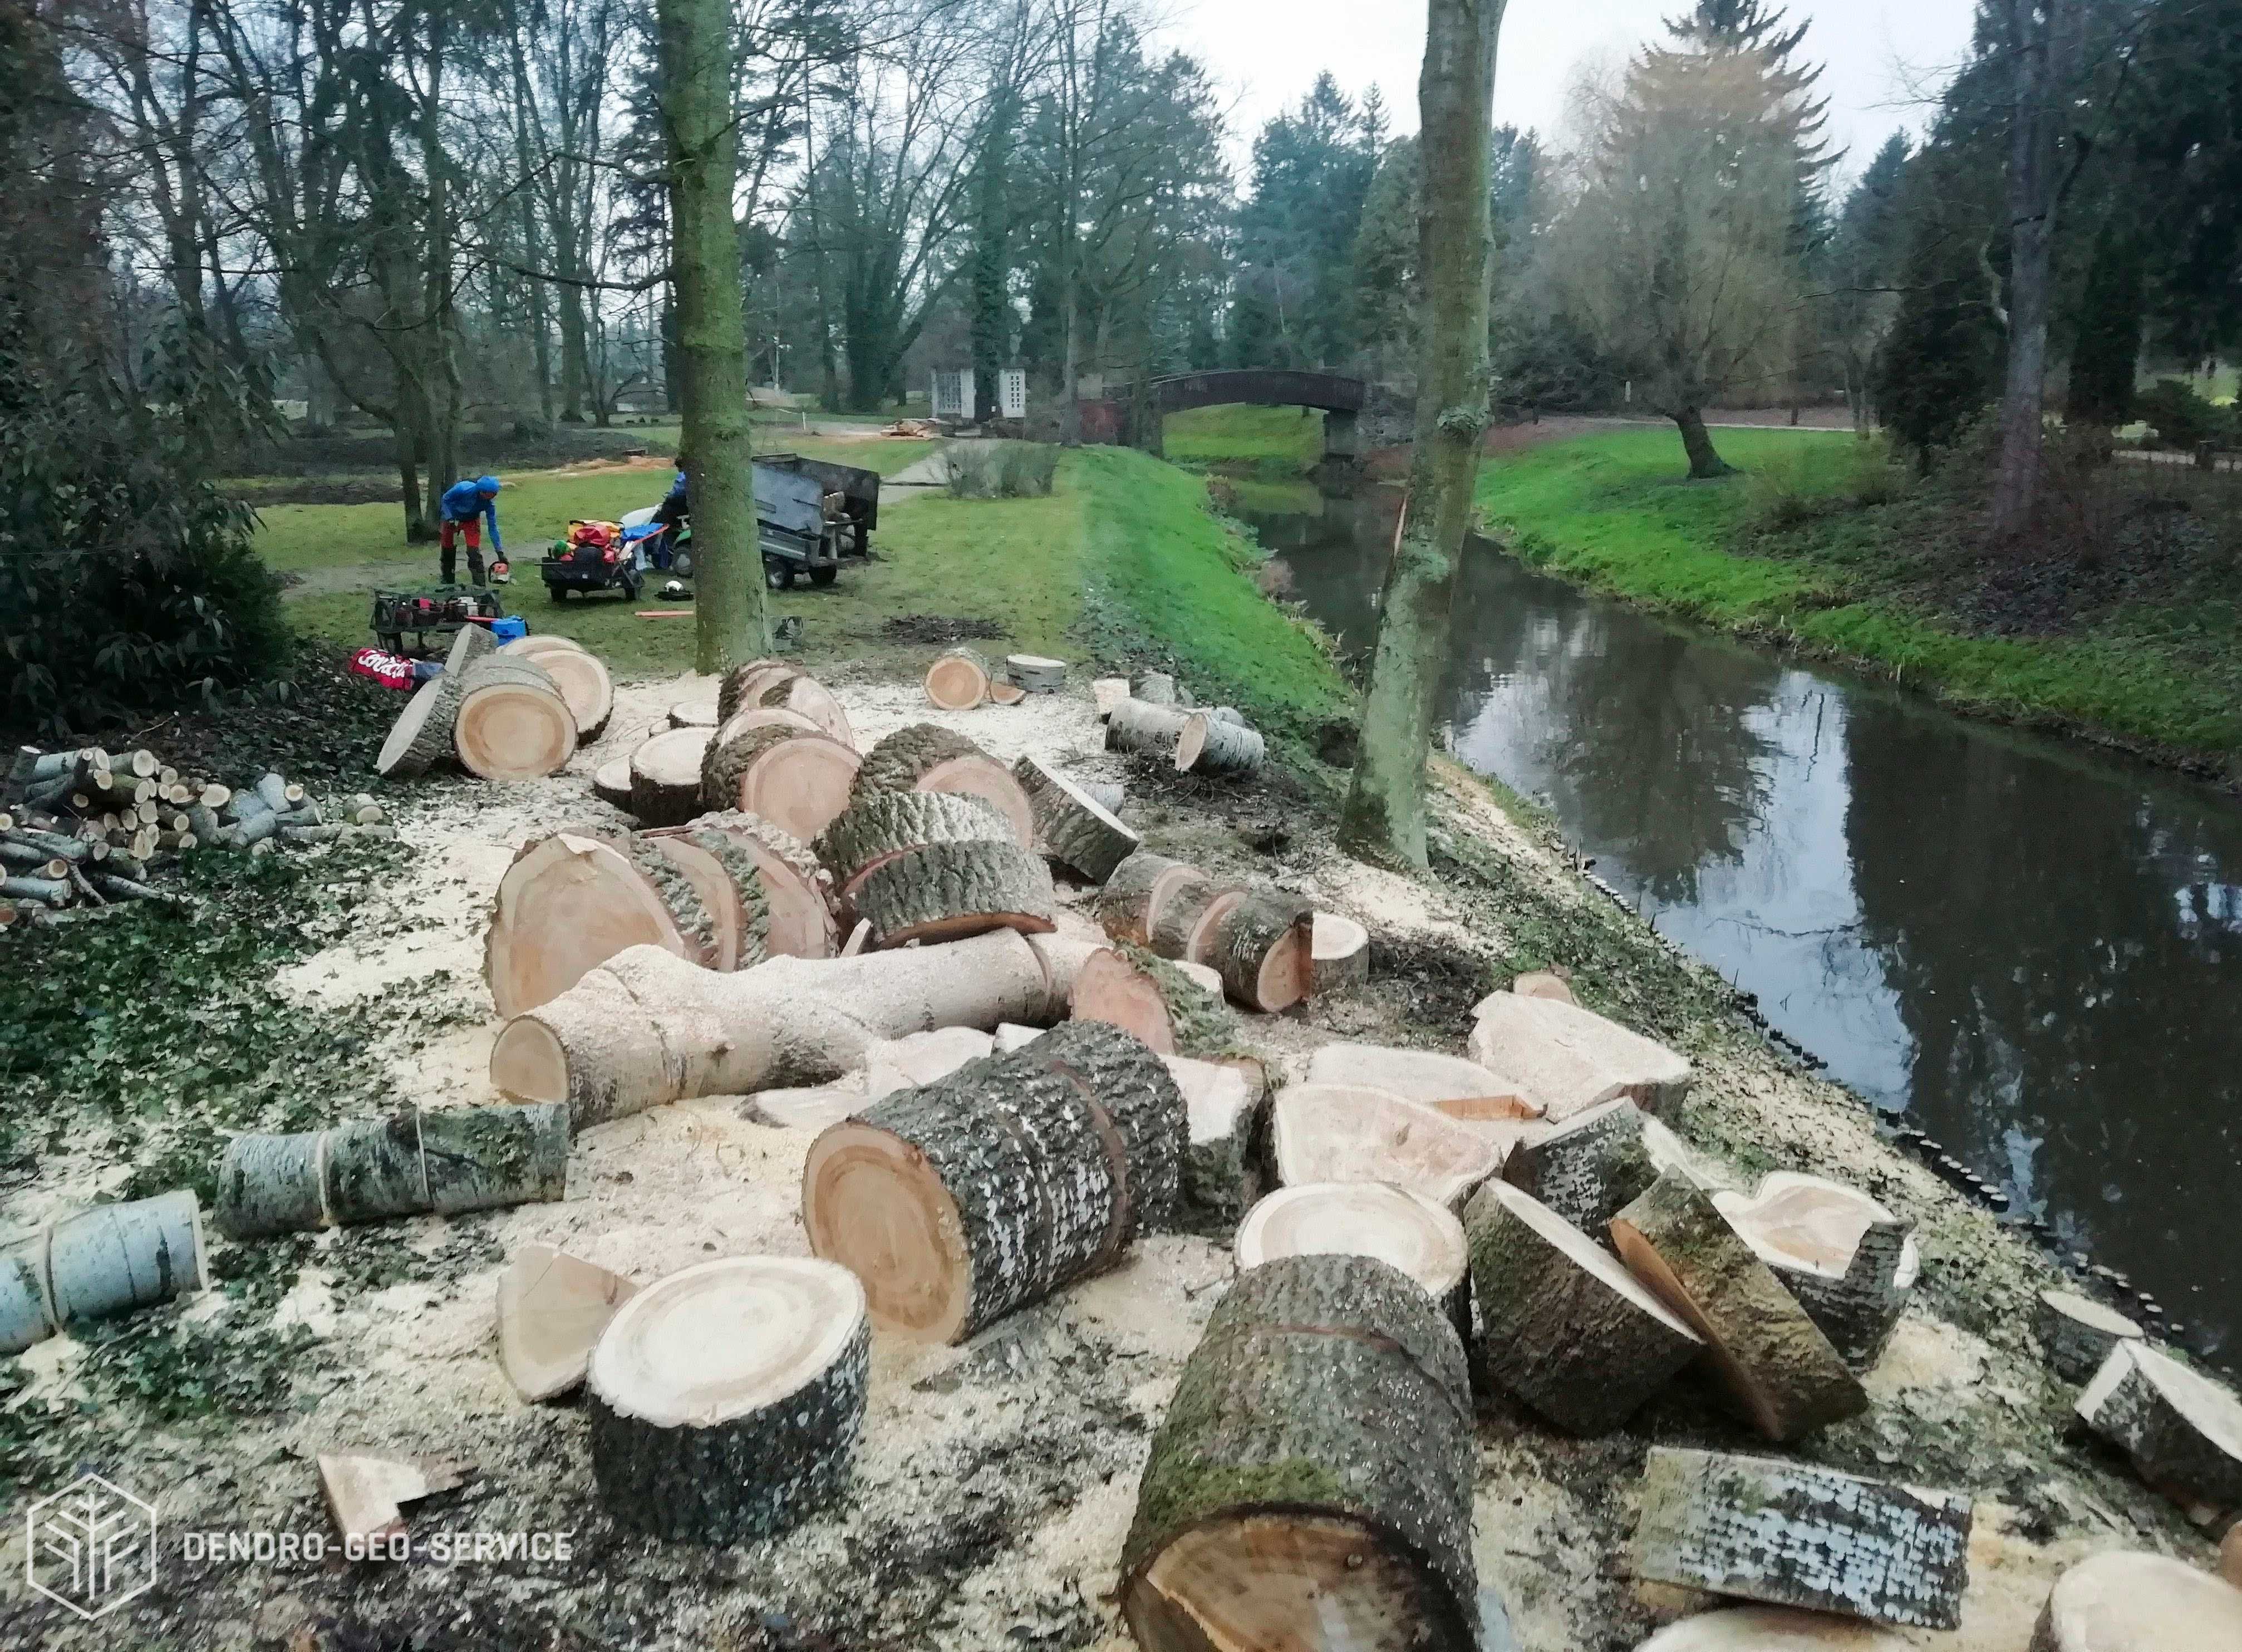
[1177, 1, 1980, 183]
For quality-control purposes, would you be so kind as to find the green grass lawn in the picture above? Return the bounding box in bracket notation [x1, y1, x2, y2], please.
[1478, 428, 2242, 763]
[1163, 404, 1328, 473]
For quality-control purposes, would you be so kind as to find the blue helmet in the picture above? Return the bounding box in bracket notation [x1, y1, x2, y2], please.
[476, 475, 501, 494]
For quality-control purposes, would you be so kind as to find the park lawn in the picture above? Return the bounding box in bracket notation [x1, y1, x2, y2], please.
[1163, 404, 1328, 471]
[1477, 427, 2242, 763]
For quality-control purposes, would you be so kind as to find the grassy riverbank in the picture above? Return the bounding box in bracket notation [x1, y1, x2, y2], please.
[1477, 427, 2242, 775]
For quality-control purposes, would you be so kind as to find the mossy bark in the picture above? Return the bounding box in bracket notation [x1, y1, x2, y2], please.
[854, 723, 987, 798]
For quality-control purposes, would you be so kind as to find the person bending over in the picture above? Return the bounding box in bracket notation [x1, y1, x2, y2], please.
[437, 475, 503, 587]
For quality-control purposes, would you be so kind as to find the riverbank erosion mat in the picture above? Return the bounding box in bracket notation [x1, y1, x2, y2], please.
[1, 471, 2236, 1651]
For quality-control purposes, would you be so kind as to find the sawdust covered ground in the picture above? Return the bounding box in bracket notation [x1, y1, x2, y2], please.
[0, 666, 2221, 1652]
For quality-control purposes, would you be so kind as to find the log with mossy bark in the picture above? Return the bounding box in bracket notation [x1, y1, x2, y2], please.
[1166, 1053, 1265, 1223]
[1119, 1253, 1479, 1652]
[814, 790, 1014, 906]
[2077, 1340, 2242, 1515]
[1501, 1098, 1659, 1239]
[853, 840, 1055, 949]
[700, 725, 861, 843]
[1713, 1173, 1919, 1370]
[491, 931, 1106, 1125]
[215, 1103, 569, 1238]
[852, 724, 1033, 845]
[1238, 1182, 1471, 1338]
[802, 1021, 1184, 1342]
[1070, 945, 1240, 1060]
[1095, 850, 1204, 947]
[1011, 756, 1139, 882]
[1132, 671, 1179, 706]
[1204, 889, 1314, 1011]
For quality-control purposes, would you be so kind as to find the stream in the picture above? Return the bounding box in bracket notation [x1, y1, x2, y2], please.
[1248, 484, 2242, 1360]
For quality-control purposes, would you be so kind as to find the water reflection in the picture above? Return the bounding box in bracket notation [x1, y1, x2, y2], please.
[1256, 487, 2242, 1356]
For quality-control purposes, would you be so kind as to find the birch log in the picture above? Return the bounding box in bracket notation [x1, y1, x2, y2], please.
[45, 1191, 209, 1328]
[1105, 699, 1193, 763]
[1174, 712, 1266, 777]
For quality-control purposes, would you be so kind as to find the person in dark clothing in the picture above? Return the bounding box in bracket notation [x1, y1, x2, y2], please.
[652, 460, 689, 533]
[437, 475, 503, 586]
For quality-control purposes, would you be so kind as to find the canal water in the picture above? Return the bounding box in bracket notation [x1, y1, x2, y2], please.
[1250, 485, 2242, 1358]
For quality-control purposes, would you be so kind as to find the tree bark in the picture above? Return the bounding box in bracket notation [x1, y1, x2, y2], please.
[1339, 0, 1506, 868]
[1674, 406, 1733, 479]
[658, 0, 767, 673]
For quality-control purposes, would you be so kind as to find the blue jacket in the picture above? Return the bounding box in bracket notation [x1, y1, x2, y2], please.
[439, 479, 502, 552]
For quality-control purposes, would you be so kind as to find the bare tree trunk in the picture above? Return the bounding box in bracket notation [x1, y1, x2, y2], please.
[1339, 0, 1506, 869]
[659, 0, 767, 673]
[1674, 407, 1732, 479]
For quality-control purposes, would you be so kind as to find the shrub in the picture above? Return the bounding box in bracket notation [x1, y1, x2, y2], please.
[2135, 380, 2236, 451]
[1742, 449, 1826, 530]
[945, 440, 1061, 499]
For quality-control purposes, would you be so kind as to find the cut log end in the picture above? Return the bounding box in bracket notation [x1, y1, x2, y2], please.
[1129, 1514, 1462, 1652]
[1236, 1182, 1468, 1309]
[800, 1123, 973, 1342]
[1638, 1606, 1912, 1648]
[1272, 1084, 1503, 1210]
[2037, 1289, 2143, 1384]
[1310, 912, 1370, 996]
[923, 648, 992, 710]
[2028, 1551, 2242, 1652]
[488, 1016, 571, 1106]
[2078, 1340, 2242, 1514]
[454, 659, 578, 782]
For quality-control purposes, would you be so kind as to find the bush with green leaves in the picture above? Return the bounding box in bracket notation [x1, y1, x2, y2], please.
[945, 440, 1061, 499]
[2135, 379, 2236, 451]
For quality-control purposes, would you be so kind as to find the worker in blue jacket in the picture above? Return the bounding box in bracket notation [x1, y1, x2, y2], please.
[436, 475, 503, 587]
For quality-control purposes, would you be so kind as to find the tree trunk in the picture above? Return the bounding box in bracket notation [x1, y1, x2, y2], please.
[1339, 0, 1506, 868]
[657, 0, 767, 674]
[1674, 406, 1733, 479]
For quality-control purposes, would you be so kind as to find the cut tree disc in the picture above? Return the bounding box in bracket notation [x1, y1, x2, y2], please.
[923, 647, 992, 710]
[774, 675, 854, 749]
[656, 812, 837, 959]
[527, 646, 614, 741]
[801, 1124, 976, 1341]
[1235, 1182, 1468, 1305]
[592, 756, 634, 809]
[988, 681, 1027, 706]
[1271, 1084, 1503, 1210]
[670, 702, 719, 729]
[2029, 1551, 2242, 1652]
[1636, 1606, 1910, 1649]
[641, 834, 744, 971]
[484, 832, 689, 1019]
[732, 732, 862, 844]
[454, 660, 577, 781]
[711, 704, 822, 750]
[500, 633, 589, 661]
[497, 1242, 638, 1403]
[630, 727, 719, 828]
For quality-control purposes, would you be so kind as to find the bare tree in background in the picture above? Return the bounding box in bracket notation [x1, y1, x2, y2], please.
[1340, 0, 1506, 867]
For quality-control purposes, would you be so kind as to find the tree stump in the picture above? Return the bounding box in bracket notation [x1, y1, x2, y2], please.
[853, 724, 1032, 846]
[1468, 991, 1693, 1122]
[701, 726, 862, 843]
[586, 1256, 870, 1542]
[1070, 946, 1240, 1059]
[1633, 1446, 1973, 1630]
[1012, 756, 1139, 882]
[2077, 1340, 2242, 1513]
[1175, 712, 1266, 776]
[801, 1021, 1184, 1342]
[1635, 1606, 1910, 1649]
[815, 790, 1014, 906]
[1238, 1182, 1470, 1336]
[923, 647, 992, 709]
[1310, 912, 1370, 995]
[485, 832, 714, 1018]
[453, 657, 578, 781]
[1502, 1099, 1659, 1240]
[1096, 850, 1204, 946]
[1119, 1253, 1479, 1652]
[854, 840, 1056, 948]
[1713, 1173, 1919, 1370]
[1611, 1175, 1866, 1441]
[1004, 653, 1067, 693]
[1206, 889, 1314, 1011]
[1272, 1084, 1504, 1210]
[496, 1242, 638, 1403]
[2029, 1550, 2242, 1652]
[1106, 699, 1193, 764]
[1464, 1181, 1700, 1432]
[630, 727, 719, 827]
[2035, 1289, 2143, 1383]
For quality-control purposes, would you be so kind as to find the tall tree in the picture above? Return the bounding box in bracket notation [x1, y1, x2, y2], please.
[658, 0, 765, 669]
[1340, 0, 1506, 867]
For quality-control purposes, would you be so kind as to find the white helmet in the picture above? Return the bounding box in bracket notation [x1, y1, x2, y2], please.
[661, 579, 688, 600]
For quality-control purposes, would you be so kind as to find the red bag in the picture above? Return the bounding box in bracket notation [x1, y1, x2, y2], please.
[350, 647, 419, 691]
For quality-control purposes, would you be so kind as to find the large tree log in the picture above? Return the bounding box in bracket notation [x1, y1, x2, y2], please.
[2035, 1289, 2143, 1384]
[1466, 1180, 1701, 1432]
[491, 932, 1104, 1125]
[715, 663, 851, 746]
[586, 1256, 869, 1542]
[853, 724, 1033, 847]
[1238, 1182, 1470, 1337]
[1272, 1084, 1504, 1210]
[485, 832, 712, 1019]
[215, 1104, 568, 1237]
[1120, 1253, 1479, 1651]
[1636, 1606, 1910, 1649]
[668, 810, 837, 959]
[853, 840, 1055, 949]
[1012, 756, 1139, 882]
[1070, 945, 1240, 1059]
[1175, 712, 1266, 776]
[714, 658, 793, 722]
[801, 1021, 1184, 1342]
[376, 674, 470, 780]
[923, 646, 992, 710]
[2077, 1340, 2242, 1514]
[2028, 1550, 2242, 1652]
[629, 728, 718, 827]
[815, 790, 1014, 904]
[1712, 1173, 1919, 1370]
[1149, 878, 1245, 966]
[453, 657, 578, 781]
[1105, 699, 1193, 763]
[1096, 850, 1204, 946]
[1501, 1098, 1659, 1240]
[701, 725, 862, 842]
[1205, 889, 1314, 1011]
[1467, 992, 1693, 1123]
[497, 1242, 638, 1402]
[1632, 1447, 1973, 1631]
[1611, 1175, 1866, 1441]
[1005, 653, 1066, 693]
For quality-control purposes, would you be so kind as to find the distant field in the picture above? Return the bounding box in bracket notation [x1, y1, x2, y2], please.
[1163, 404, 1327, 471]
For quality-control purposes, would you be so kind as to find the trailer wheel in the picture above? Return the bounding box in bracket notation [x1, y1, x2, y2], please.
[764, 558, 795, 592]
[809, 566, 838, 588]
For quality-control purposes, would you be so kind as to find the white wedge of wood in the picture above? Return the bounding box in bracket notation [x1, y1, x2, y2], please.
[701, 726, 862, 843]
[1465, 1180, 1702, 1432]
[1205, 889, 1314, 1012]
[2028, 1550, 2242, 1652]
[1174, 711, 1265, 776]
[1271, 1084, 1503, 1210]
[861, 1026, 996, 1100]
[1309, 912, 1369, 995]
[988, 680, 1026, 706]
[496, 1243, 638, 1403]
[1502, 1098, 1661, 1240]
[1097, 850, 1204, 946]
[853, 724, 1032, 847]
[492, 931, 1106, 1125]
[1468, 991, 1693, 1122]
[2036, 1289, 2143, 1383]
[1633, 1446, 1973, 1630]
[1091, 677, 1131, 719]
[1070, 946, 1238, 1060]
[1005, 653, 1066, 693]
[2077, 1340, 2242, 1514]
[1238, 1182, 1469, 1336]
[629, 727, 718, 827]
[1635, 1606, 1910, 1649]
[1713, 1173, 1919, 1369]
[586, 1256, 870, 1542]
[453, 656, 578, 781]
[1611, 1174, 1867, 1441]
[802, 1022, 1184, 1342]
[854, 840, 1056, 949]
[923, 646, 992, 709]
[1120, 1254, 1478, 1652]
[319, 1452, 466, 1543]
[1012, 756, 1139, 882]
[1166, 1054, 1261, 1222]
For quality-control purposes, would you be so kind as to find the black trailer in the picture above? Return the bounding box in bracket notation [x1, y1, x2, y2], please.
[760, 453, 881, 559]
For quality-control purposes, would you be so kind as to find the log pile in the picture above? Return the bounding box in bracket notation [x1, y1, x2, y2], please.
[1, 1191, 208, 1353]
[375, 627, 594, 784]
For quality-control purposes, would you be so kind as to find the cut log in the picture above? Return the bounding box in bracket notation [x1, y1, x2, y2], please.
[376, 673, 469, 780]
[1512, 970, 1576, 1004]
[216, 1104, 569, 1237]
[586, 1256, 869, 1543]
[1092, 677, 1132, 718]
[1149, 879, 1244, 966]
[672, 811, 837, 960]
[1468, 991, 1694, 1122]
[630, 727, 719, 827]
[1175, 712, 1266, 776]
[760, 672, 852, 749]
[1611, 1174, 1866, 1441]
[453, 657, 578, 782]
[713, 658, 793, 722]
[1, 875, 68, 906]
[668, 701, 718, 730]
[1713, 1173, 1919, 1370]
[484, 832, 709, 1019]
[500, 632, 587, 660]
[2028, 1550, 2242, 1652]
[1132, 670, 1179, 706]
[1238, 1183, 1469, 1334]
[1012, 756, 1139, 883]
[1166, 1054, 1261, 1222]
[1096, 850, 1204, 947]
[592, 756, 635, 810]
[496, 1243, 638, 1403]
[446, 619, 498, 676]
[862, 1027, 996, 1101]
[701, 726, 862, 843]
[1105, 698, 1192, 763]
[1120, 1253, 1478, 1652]
[318, 1452, 467, 1544]
[1310, 913, 1370, 996]
[710, 703, 822, 751]
[1004, 653, 1066, 693]
[994, 1023, 1042, 1053]
[491, 931, 1103, 1125]
[923, 646, 992, 710]
[2036, 1289, 2143, 1384]
[1271, 1084, 1504, 1210]
[853, 724, 1033, 847]
[1636, 1607, 1910, 1650]
[1502, 1098, 1660, 1240]
[40, 1191, 208, 1330]
[814, 789, 1014, 903]
[987, 680, 1026, 706]
[1464, 1180, 1700, 1432]
[802, 1021, 1184, 1342]
[1312, 1046, 1540, 1121]
[1070, 946, 1240, 1060]
[854, 840, 1055, 950]
[1633, 1446, 1973, 1630]
[635, 833, 744, 972]
[1205, 889, 1314, 1012]
[2077, 1340, 2242, 1513]
[254, 771, 304, 813]
[524, 644, 614, 741]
